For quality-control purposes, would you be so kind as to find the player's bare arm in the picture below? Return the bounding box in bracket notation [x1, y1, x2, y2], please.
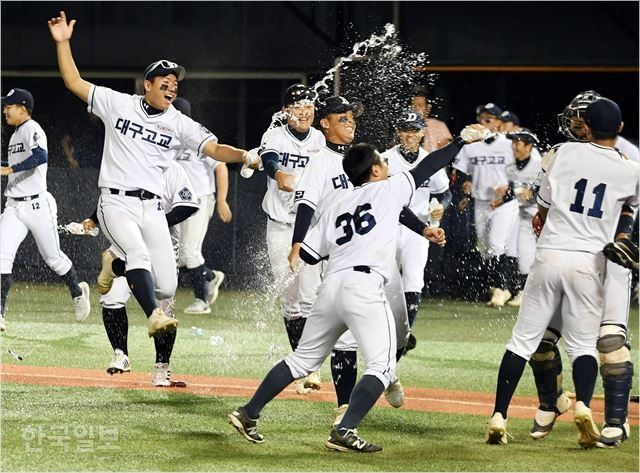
[0, 166, 13, 176]
[287, 243, 302, 272]
[423, 227, 446, 247]
[274, 170, 297, 192]
[48, 11, 92, 103]
[215, 164, 232, 223]
[202, 141, 254, 167]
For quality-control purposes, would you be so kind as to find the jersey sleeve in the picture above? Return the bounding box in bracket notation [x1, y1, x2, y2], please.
[388, 171, 416, 207]
[178, 116, 218, 156]
[294, 157, 325, 211]
[451, 146, 470, 174]
[26, 123, 47, 151]
[301, 211, 330, 261]
[536, 168, 552, 209]
[429, 169, 450, 194]
[258, 128, 281, 156]
[87, 85, 120, 121]
[168, 165, 199, 209]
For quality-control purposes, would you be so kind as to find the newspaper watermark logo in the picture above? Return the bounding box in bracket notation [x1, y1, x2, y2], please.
[21, 424, 120, 453]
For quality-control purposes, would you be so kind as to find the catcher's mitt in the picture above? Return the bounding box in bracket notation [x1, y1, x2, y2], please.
[603, 236, 639, 270]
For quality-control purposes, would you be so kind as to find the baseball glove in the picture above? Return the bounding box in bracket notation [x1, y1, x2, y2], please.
[603, 236, 639, 270]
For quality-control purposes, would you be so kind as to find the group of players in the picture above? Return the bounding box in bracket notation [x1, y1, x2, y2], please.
[0, 9, 637, 454]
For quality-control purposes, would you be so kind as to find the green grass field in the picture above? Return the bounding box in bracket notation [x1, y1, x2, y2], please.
[1, 282, 638, 471]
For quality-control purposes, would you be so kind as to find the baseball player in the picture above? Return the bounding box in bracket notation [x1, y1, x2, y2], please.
[499, 129, 542, 307]
[382, 109, 451, 351]
[452, 103, 519, 308]
[172, 98, 229, 315]
[528, 91, 639, 447]
[228, 126, 486, 452]
[410, 85, 453, 152]
[1, 88, 90, 332]
[89, 160, 198, 385]
[486, 98, 639, 449]
[498, 111, 520, 132]
[48, 11, 252, 337]
[258, 84, 325, 391]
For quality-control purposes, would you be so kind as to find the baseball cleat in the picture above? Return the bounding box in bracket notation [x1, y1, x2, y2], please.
[506, 290, 523, 307]
[184, 298, 211, 315]
[294, 379, 311, 395]
[384, 380, 405, 408]
[304, 371, 322, 390]
[529, 392, 572, 439]
[487, 288, 512, 308]
[228, 406, 264, 444]
[603, 237, 639, 270]
[205, 270, 225, 305]
[152, 362, 171, 387]
[147, 308, 178, 337]
[73, 282, 91, 322]
[107, 349, 131, 374]
[486, 413, 508, 445]
[596, 422, 629, 448]
[574, 401, 600, 449]
[325, 428, 382, 453]
[404, 333, 417, 353]
[0, 313, 6, 332]
[333, 404, 349, 428]
[97, 249, 117, 295]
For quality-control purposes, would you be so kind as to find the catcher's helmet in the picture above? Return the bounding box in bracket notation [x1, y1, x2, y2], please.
[557, 90, 601, 141]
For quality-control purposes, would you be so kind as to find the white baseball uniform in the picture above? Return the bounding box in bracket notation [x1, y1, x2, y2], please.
[259, 125, 325, 319]
[0, 119, 73, 276]
[89, 85, 214, 299]
[507, 142, 639, 363]
[615, 135, 640, 162]
[101, 161, 198, 308]
[505, 148, 542, 274]
[286, 171, 419, 388]
[383, 145, 449, 292]
[175, 147, 221, 269]
[453, 134, 519, 257]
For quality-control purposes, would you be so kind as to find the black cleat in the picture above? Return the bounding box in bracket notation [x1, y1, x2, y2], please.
[325, 428, 382, 453]
[603, 237, 639, 270]
[403, 333, 417, 354]
[228, 406, 264, 444]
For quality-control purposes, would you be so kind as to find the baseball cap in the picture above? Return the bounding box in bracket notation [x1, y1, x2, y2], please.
[1, 88, 34, 112]
[316, 96, 358, 119]
[500, 110, 520, 126]
[396, 109, 425, 131]
[475, 102, 502, 118]
[413, 84, 429, 98]
[584, 98, 622, 134]
[143, 59, 186, 82]
[172, 97, 191, 117]
[506, 128, 539, 146]
[282, 84, 316, 107]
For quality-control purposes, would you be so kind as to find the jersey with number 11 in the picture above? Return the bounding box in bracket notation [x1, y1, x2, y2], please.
[537, 142, 639, 253]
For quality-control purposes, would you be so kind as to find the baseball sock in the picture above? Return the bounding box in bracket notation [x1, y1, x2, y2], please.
[1, 273, 12, 314]
[493, 350, 527, 418]
[495, 255, 509, 290]
[572, 355, 598, 407]
[331, 350, 358, 406]
[112, 258, 126, 277]
[101, 307, 128, 355]
[337, 375, 385, 430]
[486, 256, 500, 289]
[125, 269, 157, 317]
[203, 266, 215, 282]
[189, 265, 207, 301]
[284, 317, 307, 350]
[505, 257, 520, 294]
[244, 360, 294, 419]
[61, 266, 82, 298]
[405, 292, 421, 327]
[154, 329, 176, 363]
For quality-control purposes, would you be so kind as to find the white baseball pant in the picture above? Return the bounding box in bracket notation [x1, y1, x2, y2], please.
[516, 215, 537, 274]
[285, 269, 397, 388]
[178, 193, 215, 269]
[266, 218, 301, 319]
[506, 249, 604, 363]
[0, 192, 72, 275]
[396, 225, 430, 293]
[474, 200, 519, 258]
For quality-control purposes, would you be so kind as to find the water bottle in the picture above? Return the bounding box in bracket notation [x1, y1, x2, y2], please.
[87, 227, 100, 237]
[240, 164, 255, 179]
[209, 335, 225, 346]
[190, 326, 204, 337]
[429, 197, 442, 228]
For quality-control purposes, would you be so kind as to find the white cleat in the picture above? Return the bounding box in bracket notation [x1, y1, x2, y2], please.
[596, 422, 630, 448]
[74, 282, 91, 322]
[384, 380, 405, 408]
[152, 362, 171, 387]
[506, 290, 523, 307]
[487, 288, 512, 308]
[147, 308, 178, 337]
[304, 371, 322, 391]
[107, 349, 131, 375]
[530, 392, 572, 439]
[486, 413, 508, 445]
[574, 401, 600, 449]
[97, 249, 117, 295]
[184, 298, 211, 315]
[333, 404, 349, 428]
[294, 379, 311, 395]
[206, 270, 225, 305]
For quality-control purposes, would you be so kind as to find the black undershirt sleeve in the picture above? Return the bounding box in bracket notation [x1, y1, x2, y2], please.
[399, 207, 426, 236]
[261, 151, 280, 179]
[409, 137, 465, 189]
[292, 203, 315, 244]
[165, 205, 198, 227]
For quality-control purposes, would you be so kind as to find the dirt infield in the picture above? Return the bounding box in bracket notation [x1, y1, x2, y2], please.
[2, 363, 638, 425]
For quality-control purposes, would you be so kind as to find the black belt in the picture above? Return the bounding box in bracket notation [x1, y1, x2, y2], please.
[109, 188, 160, 200]
[353, 265, 371, 274]
[268, 215, 293, 227]
[11, 193, 40, 201]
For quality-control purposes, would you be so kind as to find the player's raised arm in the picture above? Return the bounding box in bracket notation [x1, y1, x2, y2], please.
[203, 141, 258, 168]
[48, 11, 92, 103]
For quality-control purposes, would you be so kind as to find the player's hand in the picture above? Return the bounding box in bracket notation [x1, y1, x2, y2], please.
[81, 218, 97, 236]
[532, 212, 544, 238]
[217, 201, 232, 223]
[244, 148, 261, 170]
[490, 198, 503, 210]
[460, 124, 491, 143]
[457, 196, 470, 211]
[461, 180, 472, 194]
[275, 170, 296, 192]
[423, 227, 446, 246]
[288, 243, 302, 272]
[48, 11, 76, 43]
[0, 166, 13, 176]
[430, 203, 444, 221]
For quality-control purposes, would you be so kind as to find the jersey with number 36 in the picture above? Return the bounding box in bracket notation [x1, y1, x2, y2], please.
[537, 142, 639, 253]
[301, 172, 415, 283]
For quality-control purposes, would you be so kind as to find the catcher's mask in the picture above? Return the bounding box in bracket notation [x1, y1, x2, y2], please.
[557, 90, 601, 141]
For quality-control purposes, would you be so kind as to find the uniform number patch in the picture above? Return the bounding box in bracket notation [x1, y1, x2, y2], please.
[31, 202, 40, 210]
[569, 178, 606, 219]
[178, 187, 192, 201]
[335, 203, 377, 245]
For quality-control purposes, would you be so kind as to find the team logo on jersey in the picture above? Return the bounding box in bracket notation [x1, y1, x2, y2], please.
[115, 118, 173, 149]
[156, 124, 173, 133]
[199, 124, 212, 135]
[178, 187, 193, 201]
[279, 152, 309, 169]
[469, 155, 505, 165]
[8, 143, 25, 154]
[33, 132, 40, 143]
[332, 174, 350, 189]
[294, 190, 305, 201]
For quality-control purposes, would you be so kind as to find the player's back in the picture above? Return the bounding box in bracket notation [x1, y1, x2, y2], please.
[537, 142, 639, 253]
